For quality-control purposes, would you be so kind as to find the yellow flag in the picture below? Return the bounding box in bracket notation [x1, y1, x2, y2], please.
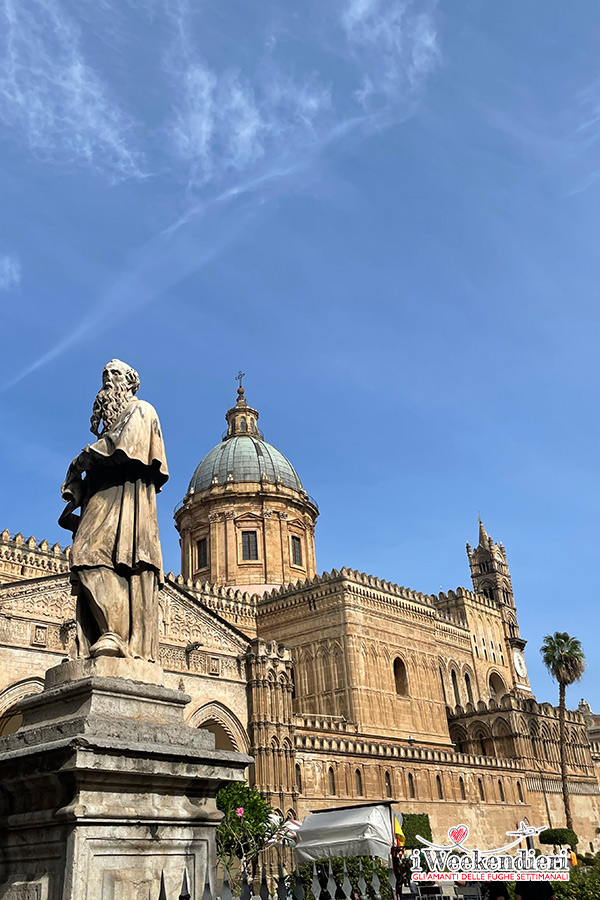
[394, 815, 405, 847]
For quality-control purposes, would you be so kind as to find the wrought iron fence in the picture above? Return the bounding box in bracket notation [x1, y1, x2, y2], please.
[157, 858, 406, 900]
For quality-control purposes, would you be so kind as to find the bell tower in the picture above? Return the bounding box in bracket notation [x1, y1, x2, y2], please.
[467, 519, 531, 694]
[466, 519, 514, 608]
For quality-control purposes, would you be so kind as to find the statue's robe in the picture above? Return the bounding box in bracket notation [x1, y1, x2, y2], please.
[68, 399, 168, 659]
[71, 399, 168, 579]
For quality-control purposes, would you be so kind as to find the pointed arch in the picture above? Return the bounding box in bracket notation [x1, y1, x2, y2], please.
[187, 701, 250, 753]
[492, 717, 515, 758]
[0, 676, 45, 737]
[384, 770, 392, 797]
[464, 672, 474, 706]
[489, 671, 507, 701]
[355, 768, 363, 796]
[0, 676, 44, 717]
[451, 669, 460, 707]
[328, 767, 336, 796]
[393, 657, 408, 696]
[450, 725, 468, 754]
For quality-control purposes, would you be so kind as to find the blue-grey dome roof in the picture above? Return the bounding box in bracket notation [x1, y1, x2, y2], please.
[188, 435, 304, 493]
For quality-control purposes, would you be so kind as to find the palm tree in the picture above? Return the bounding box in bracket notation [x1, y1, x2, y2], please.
[540, 632, 586, 831]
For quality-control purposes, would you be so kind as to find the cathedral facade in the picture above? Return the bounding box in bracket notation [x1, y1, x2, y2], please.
[1, 386, 599, 850]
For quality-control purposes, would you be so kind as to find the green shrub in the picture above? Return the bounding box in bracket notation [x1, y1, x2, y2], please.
[215, 781, 271, 873]
[554, 861, 600, 900]
[539, 828, 579, 847]
[401, 813, 432, 849]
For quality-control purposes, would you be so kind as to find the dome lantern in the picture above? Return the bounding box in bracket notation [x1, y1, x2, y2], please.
[224, 382, 261, 440]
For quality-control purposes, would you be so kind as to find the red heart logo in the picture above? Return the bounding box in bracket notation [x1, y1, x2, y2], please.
[449, 826, 468, 844]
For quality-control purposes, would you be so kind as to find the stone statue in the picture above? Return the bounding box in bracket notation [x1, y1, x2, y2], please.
[59, 359, 168, 661]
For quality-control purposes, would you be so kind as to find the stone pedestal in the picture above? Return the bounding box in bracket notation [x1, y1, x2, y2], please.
[0, 659, 251, 900]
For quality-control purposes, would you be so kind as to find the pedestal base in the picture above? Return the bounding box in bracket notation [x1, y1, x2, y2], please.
[0, 662, 251, 899]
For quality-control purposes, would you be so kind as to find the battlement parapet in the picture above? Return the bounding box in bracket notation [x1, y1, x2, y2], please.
[293, 728, 520, 770]
[257, 568, 468, 629]
[0, 528, 71, 582]
[165, 572, 257, 611]
[447, 693, 587, 724]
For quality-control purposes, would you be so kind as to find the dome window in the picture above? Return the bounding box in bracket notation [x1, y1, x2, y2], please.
[197, 538, 208, 570]
[291, 535, 303, 566]
[240, 417, 247, 432]
[242, 530, 259, 561]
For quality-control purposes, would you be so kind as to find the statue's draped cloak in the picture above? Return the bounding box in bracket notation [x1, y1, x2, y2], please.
[71, 399, 169, 583]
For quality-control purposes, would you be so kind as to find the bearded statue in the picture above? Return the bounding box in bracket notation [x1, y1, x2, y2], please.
[59, 360, 169, 661]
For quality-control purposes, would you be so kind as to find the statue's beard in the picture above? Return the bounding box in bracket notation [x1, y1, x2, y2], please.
[90, 383, 132, 436]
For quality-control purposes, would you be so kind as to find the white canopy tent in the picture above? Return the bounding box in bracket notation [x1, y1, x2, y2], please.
[294, 802, 401, 863]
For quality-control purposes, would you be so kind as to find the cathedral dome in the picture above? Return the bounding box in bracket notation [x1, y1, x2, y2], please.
[175, 378, 318, 592]
[188, 435, 304, 493]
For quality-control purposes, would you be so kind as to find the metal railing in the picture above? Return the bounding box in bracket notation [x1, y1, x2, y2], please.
[157, 858, 405, 900]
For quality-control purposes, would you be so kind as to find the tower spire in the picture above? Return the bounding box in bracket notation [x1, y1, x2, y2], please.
[478, 516, 489, 547]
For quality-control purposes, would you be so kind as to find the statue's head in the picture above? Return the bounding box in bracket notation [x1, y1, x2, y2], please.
[90, 359, 140, 436]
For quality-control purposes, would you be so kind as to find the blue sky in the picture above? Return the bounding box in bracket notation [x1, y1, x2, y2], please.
[1, 0, 599, 711]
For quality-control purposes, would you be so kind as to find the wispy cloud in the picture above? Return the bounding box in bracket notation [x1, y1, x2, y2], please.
[164, 1, 334, 193]
[342, 0, 439, 103]
[0, 0, 145, 181]
[2, 0, 440, 390]
[162, 0, 438, 199]
[0, 255, 20, 291]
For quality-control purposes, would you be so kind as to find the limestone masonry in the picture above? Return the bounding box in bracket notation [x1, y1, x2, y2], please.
[1, 385, 599, 851]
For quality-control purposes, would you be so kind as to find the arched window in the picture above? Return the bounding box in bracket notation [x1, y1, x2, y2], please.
[328, 767, 336, 796]
[436, 775, 443, 800]
[393, 658, 408, 696]
[489, 672, 506, 701]
[250, 419, 255, 432]
[231, 418, 236, 434]
[517, 781, 524, 803]
[464, 673, 474, 705]
[459, 777, 466, 800]
[384, 771, 392, 798]
[451, 669, 460, 707]
[355, 769, 363, 796]
[295, 764, 302, 793]
[478, 778, 485, 801]
[452, 731, 465, 754]
[240, 416, 247, 432]
[439, 668, 447, 703]
[498, 779, 505, 802]
[477, 732, 487, 756]
[408, 773, 415, 798]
